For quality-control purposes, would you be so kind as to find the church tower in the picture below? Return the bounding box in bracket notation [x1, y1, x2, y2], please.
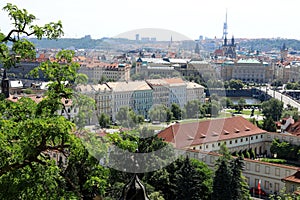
[222, 9, 228, 40]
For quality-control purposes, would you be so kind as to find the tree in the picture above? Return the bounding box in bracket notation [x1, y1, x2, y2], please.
[149, 104, 172, 122]
[212, 159, 232, 200]
[263, 116, 277, 132]
[184, 100, 201, 118]
[0, 4, 63, 70]
[174, 157, 210, 200]
[171, 103, 182, 120]
[212, 144, 250, 200]
[99, 112, 111, 128]
[0, 4, 109, 199]
[147, 156, 213, 200]
[220, 97, 233, 108]
[116, 106, 141, 128]
[229, 79, 244, 90]
[261, 98, 283, 121]
[230, 157, 251, 200]
[237, 98, 246, 113]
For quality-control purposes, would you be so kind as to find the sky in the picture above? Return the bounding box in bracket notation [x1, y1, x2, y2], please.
[0, 0, 300, 41]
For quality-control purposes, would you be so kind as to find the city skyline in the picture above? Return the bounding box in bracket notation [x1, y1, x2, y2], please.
[0, 0, 300, 41]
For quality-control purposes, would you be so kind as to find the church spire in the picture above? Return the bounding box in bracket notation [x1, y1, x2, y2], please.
[119, 174, 149, 200]
[222, 9, 228, 39]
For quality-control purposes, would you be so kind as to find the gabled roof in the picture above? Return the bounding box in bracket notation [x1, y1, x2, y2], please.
[157, 116, 266, 149]
[282, 170, 300, 184]
[285, 120, 300, 136]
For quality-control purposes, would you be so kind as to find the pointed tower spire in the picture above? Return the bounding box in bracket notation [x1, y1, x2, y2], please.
[119, 174, 149, 200]
[222, 9, 228, 39]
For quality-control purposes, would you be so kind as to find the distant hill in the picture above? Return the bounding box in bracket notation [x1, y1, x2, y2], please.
[237, 38, 300, 52]
[29, 36, 300, 52]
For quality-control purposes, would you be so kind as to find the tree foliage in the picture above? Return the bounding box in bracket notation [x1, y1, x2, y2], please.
[0, 4, 109, 199]
[147, 156, 213, 200]
[149, 104, 172, 122]
[212, 144, 251, 200]
[261, 98, 283, 121]
[0, 3, 63, 69]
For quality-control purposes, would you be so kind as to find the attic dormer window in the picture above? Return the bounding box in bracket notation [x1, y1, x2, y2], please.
[245, 127, 250, 131]
[187, 135, 194, 140]
[212, 132, 219, 137]
[234, 128, 240, 133]
[200, 134, 206, 138]
[223, 130, 230, 135]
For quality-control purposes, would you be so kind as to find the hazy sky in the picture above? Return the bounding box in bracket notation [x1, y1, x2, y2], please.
[0, 0, 299, 40]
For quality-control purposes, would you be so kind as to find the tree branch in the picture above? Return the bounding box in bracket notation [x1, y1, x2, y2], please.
[2, 29, 36, 43]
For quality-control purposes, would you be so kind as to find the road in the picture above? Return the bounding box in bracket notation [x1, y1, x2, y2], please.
[259, 86, 300, 110]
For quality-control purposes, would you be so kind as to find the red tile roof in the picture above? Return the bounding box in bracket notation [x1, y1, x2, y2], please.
[286, 120, 300, 136]
[157, 116, 266, 149]
[282, 170, 300, 184]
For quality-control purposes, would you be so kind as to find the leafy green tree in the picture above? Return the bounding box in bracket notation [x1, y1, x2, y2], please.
[116, 106, 141, 128]
[237, 98, 246, 113]
[220, 97, 233, 108]
[269, 187, 299, 200]
[282, 105, 299, 121]
[147, 156, 213, 200]
[175, 157, 209, 200]
[229, 79, 244, 90]
[263, 116, 277, 132]
[184, 100, 201, 118]
[230, 157, 251, 200]
[212, 159, 232, 200]
[261, 98, 283, 121]
[210, 93, 220, 101]
[99, 112, 111, 128]
[98, 75, 107, 84]
[212, 144, 250, 200]
[0, 4, 110, 199]
[171, 103, 182, 120]
[149, 104, 172, 122]
[0, 3, 63, 70]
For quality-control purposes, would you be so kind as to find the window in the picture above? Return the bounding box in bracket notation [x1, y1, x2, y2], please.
[275, 168, 280, 176]
[265, 166, 270, 174]
[275, 183, 280, 192]
[229, 141, 232, 144]
[255, 179, 259, 188]
[210, 156, 214, 164]
[240, 138, 243, 142]
[256, 136, 258, 139]
[235, 139, 238, 143]
[265, 180, 270, 190]
[246, 163, 250, 170]
[255, 164, 260, 172]
[245, 176, 250, 185]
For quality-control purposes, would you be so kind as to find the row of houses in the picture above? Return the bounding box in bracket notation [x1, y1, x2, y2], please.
[157, 116, 300, 196]
[76, 78, 205, 122]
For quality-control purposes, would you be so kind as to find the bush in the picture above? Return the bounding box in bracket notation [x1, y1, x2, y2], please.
[260, 158, 286, 164]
